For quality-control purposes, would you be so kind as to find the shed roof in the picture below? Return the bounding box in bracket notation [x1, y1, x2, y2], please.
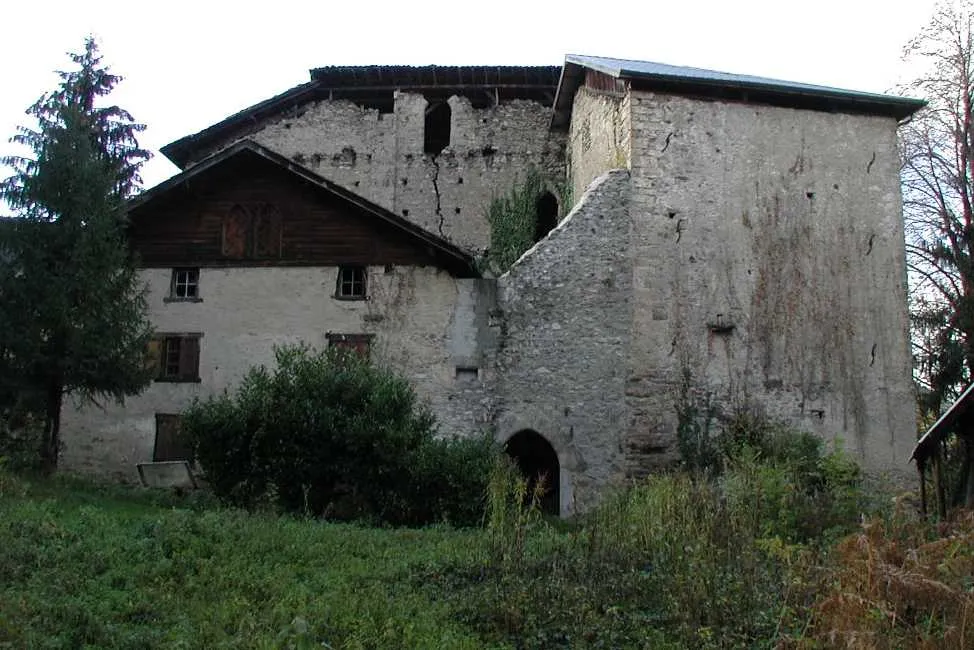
[912, 383, 974, 463]
[551, 54, 926, 129]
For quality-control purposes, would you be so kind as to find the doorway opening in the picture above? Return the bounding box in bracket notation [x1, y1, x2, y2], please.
[534, 191, 558, 242]
[504, 429, 560, 515]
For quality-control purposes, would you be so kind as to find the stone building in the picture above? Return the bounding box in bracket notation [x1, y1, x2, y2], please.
[61, 55, 925, 515]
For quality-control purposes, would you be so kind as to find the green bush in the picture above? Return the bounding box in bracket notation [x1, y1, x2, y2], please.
[181, 344, 494, 526]
[0, 411, 44, 472]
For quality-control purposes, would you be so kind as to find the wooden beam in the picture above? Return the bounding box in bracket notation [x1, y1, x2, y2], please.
[933, 442, 947, 519]
[918, 457, 928, 518]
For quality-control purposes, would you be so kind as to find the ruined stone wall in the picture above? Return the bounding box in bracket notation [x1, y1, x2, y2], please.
[60, 265, 494, 481]
[625, 91, 915, 479]
[494, 170, 631, 514]
[568, 87, 631, 203]
[224, 93, 565, 253]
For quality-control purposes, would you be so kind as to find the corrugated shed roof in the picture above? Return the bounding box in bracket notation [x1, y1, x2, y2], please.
[912, 382, 974, 463]
[552, 54, 926, 129]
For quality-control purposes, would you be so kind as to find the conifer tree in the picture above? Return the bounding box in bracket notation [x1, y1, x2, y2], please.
[0, 37, 153, 472]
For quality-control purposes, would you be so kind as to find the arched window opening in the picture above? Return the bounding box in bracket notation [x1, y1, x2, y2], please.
[534, 191, 559, 243]
[504, 429, 560, 516]
[424, 102, 451, 155]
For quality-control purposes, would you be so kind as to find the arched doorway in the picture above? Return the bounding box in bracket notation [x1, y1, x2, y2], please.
[533, 191, 559, 242]
[504, 430, 560, 515]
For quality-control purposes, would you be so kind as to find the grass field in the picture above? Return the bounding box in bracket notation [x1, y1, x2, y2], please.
[2, 468, 971, 650]
[0, 474, 495, 649]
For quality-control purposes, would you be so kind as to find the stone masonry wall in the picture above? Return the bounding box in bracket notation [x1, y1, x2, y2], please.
[60, 265, 493, 481]
[568, 87, 631, 204]
[625, 91, 916, 480]
[224, 93, 566, 253]
[494, 170, 631, 514]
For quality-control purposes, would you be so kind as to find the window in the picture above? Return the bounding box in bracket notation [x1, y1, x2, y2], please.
[327, 333, 373, 359]
[424, 101, 451, 155]
[336, 265, 367, 299]
[148, 334, 201, 382]
[221, 203, 282, 259]
[153, 414, 193, 462]
[167, 268, 201, 301]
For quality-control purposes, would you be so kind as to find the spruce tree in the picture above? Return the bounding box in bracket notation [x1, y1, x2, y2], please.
[0, 37, 153, 472]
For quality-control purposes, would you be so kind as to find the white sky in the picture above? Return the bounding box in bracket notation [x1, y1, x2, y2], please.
[1, 0, 939, 193]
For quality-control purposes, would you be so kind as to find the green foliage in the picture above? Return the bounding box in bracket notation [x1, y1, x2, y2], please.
[485, 168, 550, 271]
[0, 452, 910, 650]
[901, 2, 974, 416]
[182, 344, 494, 526]
[0, 37, 153, 471]
[420, 410, 869, 648]
[0, 476, 489, 649]
[0, 412, 45, 473]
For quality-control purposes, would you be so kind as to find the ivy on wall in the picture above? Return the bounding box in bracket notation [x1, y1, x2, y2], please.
[485, 169, 570, 273]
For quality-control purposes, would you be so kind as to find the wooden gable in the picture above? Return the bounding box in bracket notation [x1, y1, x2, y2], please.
[128, 145, 475, 275]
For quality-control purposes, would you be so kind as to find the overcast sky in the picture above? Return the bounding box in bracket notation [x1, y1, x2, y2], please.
[1, 0, 939, 193]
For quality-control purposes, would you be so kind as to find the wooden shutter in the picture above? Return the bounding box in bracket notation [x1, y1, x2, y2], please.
[327, 333, 372, 360]
[146, 337, 162, 378]
[222, 204, 249, 258]
[178, 337, 200, 381]
[254, 203, 282, 258]
[154, 414, 193, 462]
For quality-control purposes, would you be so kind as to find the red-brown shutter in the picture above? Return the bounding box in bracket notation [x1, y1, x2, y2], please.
[222, 205, 249, 258]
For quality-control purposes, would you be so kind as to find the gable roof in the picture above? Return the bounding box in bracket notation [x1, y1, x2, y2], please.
[551, 54, 926, 130]
[130, 140, 479, 277]
[161, 65, 560, 169]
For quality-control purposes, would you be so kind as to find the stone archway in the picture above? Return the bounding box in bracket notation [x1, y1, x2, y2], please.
[504, 429, 560, 515]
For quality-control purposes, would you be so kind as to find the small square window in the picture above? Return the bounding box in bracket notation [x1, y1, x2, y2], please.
[168, 268, 201, 301]
[336, 265, 367, 300]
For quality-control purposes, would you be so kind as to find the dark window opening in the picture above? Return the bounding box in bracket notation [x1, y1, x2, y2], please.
[169, 268, 200, 300]
[149, 335, 201, 383]
[505, 430, 560, 516]
[534, 191, 559, 242]
[327, 333, 373, 359]
[154, 414, 193, 462]
[336, 265, 367, 300]
[455, 366, 479, 382]
[424, 101, 451, 155]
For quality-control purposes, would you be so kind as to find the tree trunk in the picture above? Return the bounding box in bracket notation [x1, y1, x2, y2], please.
[40, 384, 62, 475]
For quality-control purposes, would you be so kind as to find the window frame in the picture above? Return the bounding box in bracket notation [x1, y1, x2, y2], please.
[150, 333, 202, 383]
[165, 268, 202, 303]
[335, 265, 368, 300]
[326, 332, 374, 359]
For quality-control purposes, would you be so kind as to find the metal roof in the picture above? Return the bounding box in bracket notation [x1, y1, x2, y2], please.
[552, 54, 926, 129]
[912, 382, 974, 463]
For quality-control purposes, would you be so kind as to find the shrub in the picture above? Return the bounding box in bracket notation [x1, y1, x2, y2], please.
[181, 344, 494, 526]
[0, 411, 44, 472]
